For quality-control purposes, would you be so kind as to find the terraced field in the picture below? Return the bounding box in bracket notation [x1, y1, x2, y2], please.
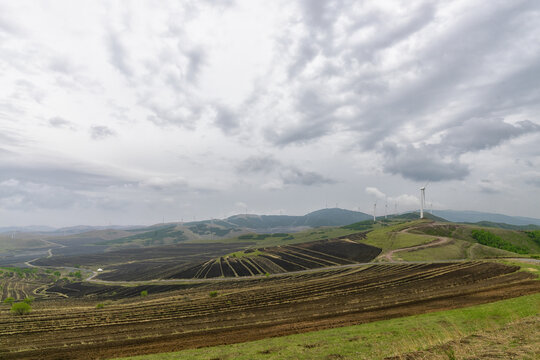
[33, 242, 250, 281]
[169, 237, 381, 279]
[0, 268, 58, 301]
[1, 261, 538, 360]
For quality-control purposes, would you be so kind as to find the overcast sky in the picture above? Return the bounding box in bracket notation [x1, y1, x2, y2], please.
[1, 0, 540, 227]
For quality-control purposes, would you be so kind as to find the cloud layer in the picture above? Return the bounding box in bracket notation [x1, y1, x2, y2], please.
[0, 0, 539, 226]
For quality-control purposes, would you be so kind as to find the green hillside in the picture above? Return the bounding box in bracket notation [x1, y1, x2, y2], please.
[410, 223, 540, 255]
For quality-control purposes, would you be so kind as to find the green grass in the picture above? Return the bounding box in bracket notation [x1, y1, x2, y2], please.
[227, 249, 264, 258]
[409, 222, 540, 257]
[398, 239, 470, 261]
[397, 239, 516, 261]
[116, 293, 540, 360]
[0, 266, 38, 277]
[203, 227, 360, 247]
[0, 236, 46, 251]
[468, 243, 515, 258]
[497, 259, 540, 279]
[362, 220, 434, 251]
[100, 225, 188, 246]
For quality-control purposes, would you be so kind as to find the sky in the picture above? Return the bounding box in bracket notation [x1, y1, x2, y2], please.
[1, 0, 540, 227]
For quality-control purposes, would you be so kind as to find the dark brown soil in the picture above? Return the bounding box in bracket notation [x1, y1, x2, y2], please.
[172, 237, 382, 279]
[0, 261, 538, 360]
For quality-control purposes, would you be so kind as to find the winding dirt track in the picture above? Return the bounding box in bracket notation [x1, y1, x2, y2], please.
[382, 236, 452, 261]
[1, 261, 539, 360]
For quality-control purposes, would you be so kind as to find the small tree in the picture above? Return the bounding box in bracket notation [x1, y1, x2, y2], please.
[209, 291, 218, 298]
[96, 303, 105, 309]
[3, 297, 15, 305]
[11, 302, 31, 315]
[23, 296, 35, 304]
[140, 290, 148, 297]
[53, 271, 61, 277]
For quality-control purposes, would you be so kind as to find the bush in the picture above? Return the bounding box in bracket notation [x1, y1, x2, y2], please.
[525, 231, 540, 246]
[238, 234, 255, 239]
[3, 297, 15, 305]
[96, 303, 105, 309]
[68, 271, 82, 279]
[23, 296, 35, 304]
[471, 229, 528, 254]
[209, 291, 218, 298]
[140, 290, 148, 297]
[53, 271, 61, 277]
[11, 302, 31, 315]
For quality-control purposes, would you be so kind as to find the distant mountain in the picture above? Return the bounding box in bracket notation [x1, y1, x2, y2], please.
[219, 208, 372, 230]
[460, 221, 540, 231]
[54, 225, 137, 235]
[389, 212, 448, 222]
[434, 210, 540, 226]
[0, 225, 56, 234]
[0, 225, 138, 235]
[302, 208, 373, 227]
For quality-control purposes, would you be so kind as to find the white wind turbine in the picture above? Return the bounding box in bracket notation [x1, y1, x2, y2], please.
[419, 181, 429, 219]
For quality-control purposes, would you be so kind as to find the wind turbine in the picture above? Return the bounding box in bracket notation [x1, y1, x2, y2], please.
[373, 202, 377, 222]
[419, 181, 429, 219]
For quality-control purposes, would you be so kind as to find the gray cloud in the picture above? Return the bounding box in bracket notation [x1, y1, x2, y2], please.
[214, 105, 239, 133]
[0, 131, 22, 147]
[282, 169, 335, 186]
[48, 57, 78, 74]
[237, 155, 280, 174]
[144, 99, 202, 128]
[0, 10, 22, 36]
[186, 48, 205, 83]
[90, 125, 116, 140]
[380, 117, 539, 182]
[49, 116, 74, 129]
[478, 179, 502, 194]
[0, 179, 83, 210]
[0, 163, 133, 191]
[442, 118, 540, 154]
[237, 155, 335, 187]
[107, 31, 132, 77]
[382, 143, 469, 182]
[266, 88, 337, 146]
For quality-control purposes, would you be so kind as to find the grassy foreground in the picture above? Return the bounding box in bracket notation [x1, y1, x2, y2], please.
[116, 293, 540, 360]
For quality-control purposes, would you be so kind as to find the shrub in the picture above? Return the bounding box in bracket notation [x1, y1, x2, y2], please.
[471, 229, 528, 254]
[3, 297, 15, 305]
[53, 271, 61, 277]
[68, 271, 82, 279]
[11, 302, 31, 315]
[96, 303, 105, 309]
[23, 296, 35, 304]
[140, 290, 148, 297]
[209, 291, 218, 298]
[525, 231, 540, 246]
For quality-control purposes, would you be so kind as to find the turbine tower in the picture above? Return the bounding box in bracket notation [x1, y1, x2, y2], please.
[419, 181, 429, 219]
[373, 202, 377, 222]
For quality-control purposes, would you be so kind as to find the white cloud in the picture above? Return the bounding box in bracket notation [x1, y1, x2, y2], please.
[365, 187, 386, 199]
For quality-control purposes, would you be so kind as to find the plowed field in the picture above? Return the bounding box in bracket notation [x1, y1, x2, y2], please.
[163, 237, 382, 279]
[1, 261, 538, 360]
